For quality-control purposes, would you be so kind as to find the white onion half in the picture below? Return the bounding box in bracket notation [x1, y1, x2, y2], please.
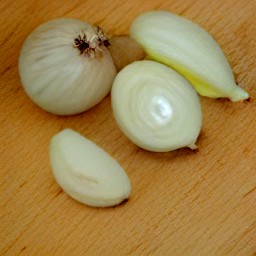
[111, 60, 202, 152]
[130, 11, 249, 102]
[19, 18, 116, 115]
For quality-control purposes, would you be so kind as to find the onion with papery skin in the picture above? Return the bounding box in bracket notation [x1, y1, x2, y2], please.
[111, 60, 202, 152]
[108, 36, 145, 71]
[130, 11, 249, 102]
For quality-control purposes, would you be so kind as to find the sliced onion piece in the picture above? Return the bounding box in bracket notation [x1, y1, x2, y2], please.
[111, 60, 202, 152]
[50, 129, 131, 207]
[130, 11, 249, 102]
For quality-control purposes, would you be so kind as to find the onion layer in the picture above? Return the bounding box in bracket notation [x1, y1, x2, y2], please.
[50, 129, 131, 207]
[130, 11, 249, 102]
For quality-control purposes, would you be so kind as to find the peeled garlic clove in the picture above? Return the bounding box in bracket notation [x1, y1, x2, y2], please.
[50, 129, 131, 207]
[19, 18, 116, 115]
[111, 60, 202, 152]
[130, 11, 249, 102]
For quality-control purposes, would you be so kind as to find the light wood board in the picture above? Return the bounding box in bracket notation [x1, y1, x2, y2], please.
[0, 0, 255, 255]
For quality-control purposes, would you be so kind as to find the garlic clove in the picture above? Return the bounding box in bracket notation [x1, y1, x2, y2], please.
[50, 129, 131, 207]
[130, 11, 249, 102]
[111, 60, 202, 152]
[19, 18, 116, 115]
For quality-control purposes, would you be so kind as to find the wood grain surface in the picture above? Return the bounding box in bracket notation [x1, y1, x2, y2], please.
[0, 0, 256, 255]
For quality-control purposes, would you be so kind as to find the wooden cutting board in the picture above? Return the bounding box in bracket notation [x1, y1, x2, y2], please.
[0, 0, 255, 255]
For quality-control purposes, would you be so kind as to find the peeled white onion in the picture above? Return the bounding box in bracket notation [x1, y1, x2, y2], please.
[111, 60, 202, 152]
[130, 11, 249, 102]
[19, 18, 116, 115]
[50, 129, 131, 207]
